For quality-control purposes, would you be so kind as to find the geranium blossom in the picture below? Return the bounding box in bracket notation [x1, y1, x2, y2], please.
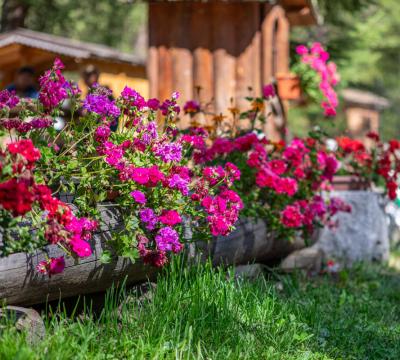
[296, 43, 339, 117]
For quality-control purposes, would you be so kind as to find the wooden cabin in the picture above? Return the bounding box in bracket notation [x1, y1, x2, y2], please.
[148, 0, 318, 139]
[342, 88, 389, 147]
[0, 28, 148, 97]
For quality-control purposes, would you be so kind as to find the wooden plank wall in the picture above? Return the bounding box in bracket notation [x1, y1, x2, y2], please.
[148, 2, 290, 137]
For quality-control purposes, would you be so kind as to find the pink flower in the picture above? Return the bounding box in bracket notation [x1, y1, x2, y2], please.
[70, 238, 92, 257]
[262, 83, 276, 99]
[296, 45, 308, 55]
[281, 205, 303, 228]
[147, 98, 160, 110]
[268, 160, 287, 175]
[159, 209, 182, 226]
[95, 125, 111, 142]
[147, 165, 165, 186]
[132, 168, 150, 185]
[208, 215, 230, 236]
[130, 190, 147, 204]
[275, 177, 298, 196]
[37, 256, 65, 276]
[49, 256, 66, 275]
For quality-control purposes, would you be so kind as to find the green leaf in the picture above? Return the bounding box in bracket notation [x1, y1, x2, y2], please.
[100, 250, 112, 264]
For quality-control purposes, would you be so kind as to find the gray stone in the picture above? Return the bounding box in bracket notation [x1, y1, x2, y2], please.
[0, 306, 45, 344]
[317, 191, 389, 265]
[234, 264, 265, 280]
[280, 245, 323, 272]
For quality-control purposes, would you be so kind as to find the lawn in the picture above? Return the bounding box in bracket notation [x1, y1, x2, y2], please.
[1, 258, 400, 360]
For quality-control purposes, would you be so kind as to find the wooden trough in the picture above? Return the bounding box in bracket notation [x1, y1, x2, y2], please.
[1, 205, 304, 306]
[200, 218, 307, 266]
[0, 206, 158, 306]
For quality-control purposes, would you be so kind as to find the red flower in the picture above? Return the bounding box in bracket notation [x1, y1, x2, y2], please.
[336, 137, 365, 153]
[142, 250, 168, 267]
[0, 179, 34, 216]
[7, 139, 41, 163]
[387, 180, 398, 200]
[366, 131, 380, 142]
[389, 140, 400, 153]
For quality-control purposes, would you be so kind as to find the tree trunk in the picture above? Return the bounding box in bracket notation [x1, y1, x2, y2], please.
[1, 0, 29, 32]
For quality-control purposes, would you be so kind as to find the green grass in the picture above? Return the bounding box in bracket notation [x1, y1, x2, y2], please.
[1, 259, 400, 359]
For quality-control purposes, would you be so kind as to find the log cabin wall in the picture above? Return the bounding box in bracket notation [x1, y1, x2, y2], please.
[148, 1, 290, 137]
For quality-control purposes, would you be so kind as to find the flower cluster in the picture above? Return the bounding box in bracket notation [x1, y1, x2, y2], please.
[0, 58, 356, 276]
[0, 89, 19, 111]
[0, 139, 97, 275]
[280, 196, 351, 230]
[38, 58, 71, 112]
[0, 117, 53, 133]
[179, 89, 349, 240]
[295, 43, 339, 116]
[336, 132, 400, 200]
[84, 85, 120, 119]
[200, 189, 243, 236]
[76, 84, 242, 266]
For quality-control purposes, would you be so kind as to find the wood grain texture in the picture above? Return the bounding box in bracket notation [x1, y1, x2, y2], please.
[197, 218, 307, 266]
[148, 2, 291, 124]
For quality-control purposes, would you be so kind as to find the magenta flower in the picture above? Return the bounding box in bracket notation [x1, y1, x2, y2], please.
[84, 93, 120, 118]
[37, 256, 65, 276]
[155, 226, 182, 253]
[154, 142, 182, 163]
[132, 168, 150, 185]
[168, 174, 190, 195]
[183, 100, 200, 114]
[121, 86, 146, 110]
[49, 256, 66, 275]
[95, 125, 111, 142]
[69, 238, 93, 257]
[139, 208, 157, 230]
[39, 58, 69, 111]
[147, 98, 160, 110]
[0, 89, 19, 110]
[131, 190, 147, 204]
[281, 204, 303, 228]
[158, 210, 182, 226]
[262, 83, 276, 99]
[30, 117, 53, 129]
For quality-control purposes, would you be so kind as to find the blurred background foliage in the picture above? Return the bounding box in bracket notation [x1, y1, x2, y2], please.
[0, 0, 399, 140]
[291, 0, 400, 140]
[0, 0, 147, 53]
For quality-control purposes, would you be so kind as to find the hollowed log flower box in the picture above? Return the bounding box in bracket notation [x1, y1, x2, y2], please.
[0, 206, 158, 306]
[198, 218, 308, 266]
[0, 211, 306, 305]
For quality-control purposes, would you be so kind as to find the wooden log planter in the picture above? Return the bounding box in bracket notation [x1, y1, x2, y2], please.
[198, 218, 307, 266]
[0, 201, 306, 306]
[0, 205, 158, 306]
